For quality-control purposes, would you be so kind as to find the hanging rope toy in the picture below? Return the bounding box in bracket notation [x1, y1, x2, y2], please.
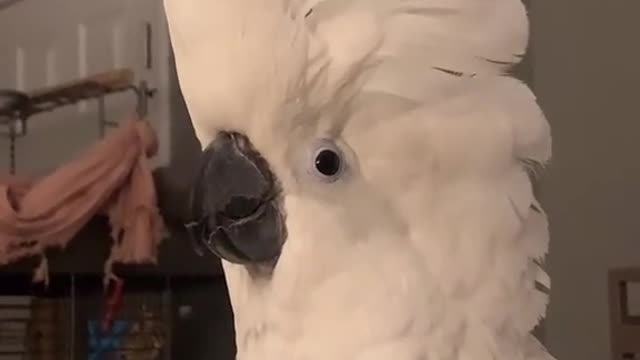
[101, 274, 125, 333]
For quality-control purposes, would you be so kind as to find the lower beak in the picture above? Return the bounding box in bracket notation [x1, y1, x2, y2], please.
[186, 131, 286, 265]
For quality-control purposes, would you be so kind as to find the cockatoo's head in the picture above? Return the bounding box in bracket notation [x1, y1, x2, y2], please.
[166, 0, 551, 356]
[166, 0, 408, 271]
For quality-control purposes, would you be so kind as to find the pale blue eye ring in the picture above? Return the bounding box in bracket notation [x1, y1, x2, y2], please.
[308, 139, 345, 183]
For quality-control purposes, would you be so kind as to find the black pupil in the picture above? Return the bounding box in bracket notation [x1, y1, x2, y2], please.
[315, 149, 341, 177]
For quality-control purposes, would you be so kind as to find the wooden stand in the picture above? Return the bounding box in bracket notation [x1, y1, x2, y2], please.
[0, 69, 221, 277]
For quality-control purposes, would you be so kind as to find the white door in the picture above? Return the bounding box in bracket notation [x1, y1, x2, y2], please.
[0, 0, 172, 175]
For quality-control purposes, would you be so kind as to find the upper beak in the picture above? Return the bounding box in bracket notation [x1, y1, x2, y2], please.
[186, 131, 286, 265]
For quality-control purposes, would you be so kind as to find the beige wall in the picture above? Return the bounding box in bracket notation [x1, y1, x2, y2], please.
[530, 1, 640, 359]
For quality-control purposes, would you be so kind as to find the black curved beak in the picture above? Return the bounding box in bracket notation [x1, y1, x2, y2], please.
[186, 131, 286, 265]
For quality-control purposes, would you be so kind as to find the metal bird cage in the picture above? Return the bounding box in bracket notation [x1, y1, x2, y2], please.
[0, 273, 172, 360]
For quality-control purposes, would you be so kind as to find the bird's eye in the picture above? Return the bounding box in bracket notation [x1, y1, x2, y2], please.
[315, 149, 341, 176]
[309, 140, 345, 182]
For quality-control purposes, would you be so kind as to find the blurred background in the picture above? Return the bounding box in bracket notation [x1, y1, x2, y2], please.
[532, 2, 640, 360]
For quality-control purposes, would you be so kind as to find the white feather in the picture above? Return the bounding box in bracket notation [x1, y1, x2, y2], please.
[164, 0, 310, 148]
[165, 0, 553, 359]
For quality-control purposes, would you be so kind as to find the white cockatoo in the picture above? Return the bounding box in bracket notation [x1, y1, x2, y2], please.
[164, 1, 553, 359]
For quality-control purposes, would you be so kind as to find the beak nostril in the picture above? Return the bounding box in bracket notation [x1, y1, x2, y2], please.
[223, 196, 262, 220]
